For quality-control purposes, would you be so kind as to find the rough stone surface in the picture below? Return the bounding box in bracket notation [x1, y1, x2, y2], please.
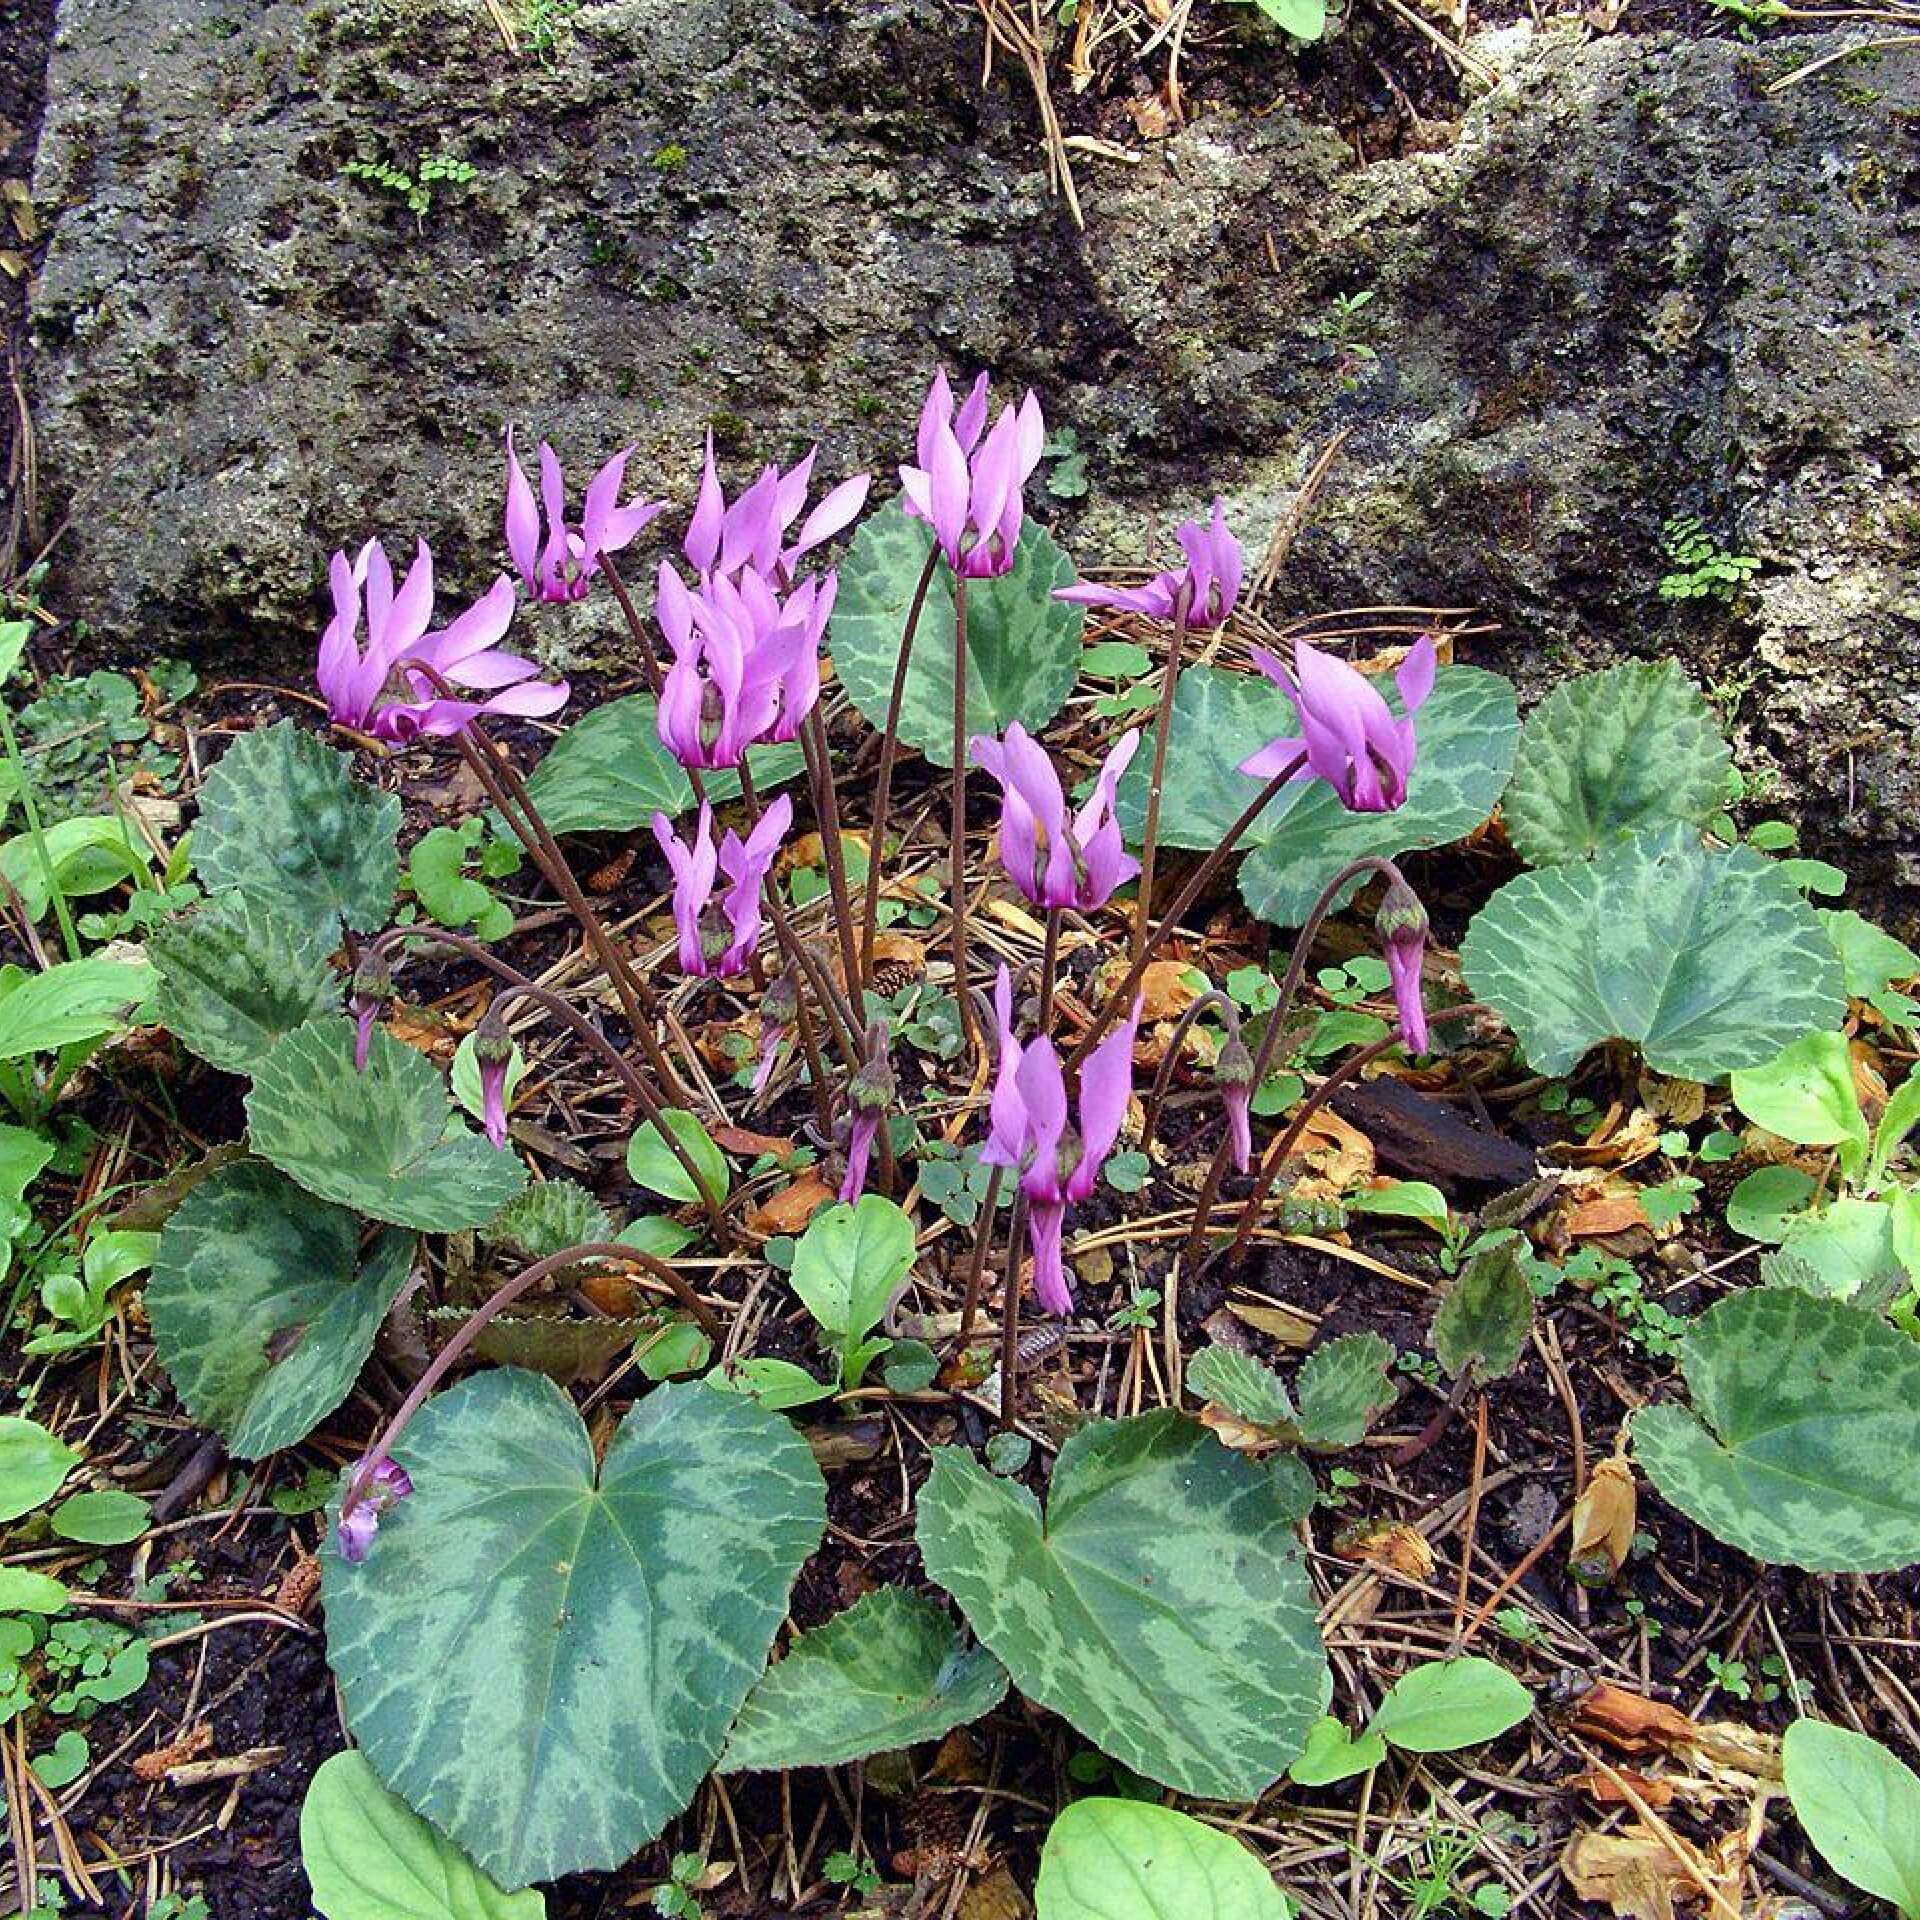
[19, 0, 1920, 900]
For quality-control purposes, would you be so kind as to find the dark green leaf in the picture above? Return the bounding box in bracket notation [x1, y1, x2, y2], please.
[149, 894, 338, 1073]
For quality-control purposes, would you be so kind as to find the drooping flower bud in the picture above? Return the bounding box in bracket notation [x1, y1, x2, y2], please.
[839, 1023, 897, 1203]
[753, 973, 799, 1094]
[472, 1005, 516, 1149]
[349, 948, 394, 1071]
[335, 1455, 413, 1564]
[1214, 1031, 1255, 1174]
[1376, 876, 1430, 1056]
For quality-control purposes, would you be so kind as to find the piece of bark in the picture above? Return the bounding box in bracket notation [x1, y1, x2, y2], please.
[1330, 1077, 1537, 1186]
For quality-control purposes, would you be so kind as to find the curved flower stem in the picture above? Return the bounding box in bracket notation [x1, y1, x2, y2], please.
[1175, 854, 1413, 1275]
[734, 760, 863, 1071]
[950, 573, 977, 1051]
[1035, 907, 1063, 1037]
[1061, 753, 1307, 1080]
[859, 544, 941, 985]
[592, 550, 665, 696]
[1208, 1001, 1488, 1274]
[340, 1240, 723, 1522]
[368, 925, 731, 1242]
[956, 1163, 1006, 1348]
[1139, 989, 1235, 1154]
[1130, 585, 1195, 968]
[399, 660, 698, 1111]
[800, 707, 863, 1003]
[999, 1186, 1030, 1429]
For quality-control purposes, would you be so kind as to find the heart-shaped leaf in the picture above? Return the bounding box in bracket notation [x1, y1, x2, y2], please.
[1632, 1288, 1920, 1572]
[1235, 667, 1519, 927]
[193, 720, 400, 938]
[517, 692, 803, 838]
[148, 1161, 416, 1457]
[721, 1587, 1008, 1773]
[1730, 1032, 1868, 1179]
[1035, 1797, 1292, 1920]
[248, 1018, 526, 1230]
[790, 1196, 915, 1348]
[323, 1371, 826, 1887]
[831, 500, 1084, 768]
[300, 1751, 546, 1920]
[149, 894, 339, 1074]
[1461, 826, 1846, 1079]
[1501, 662, 1731, 865]
[916, 1411, 1329, 1800]
[1296, 1332, 1396, 1448]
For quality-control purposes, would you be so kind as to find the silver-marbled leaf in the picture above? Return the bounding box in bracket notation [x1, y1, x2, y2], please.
[147, 1160, 415, 1458]
[1460, 825, 1846, 1079]
[323, 1372, 827, 1887]
[192, 719, 399, 938]
[721, 1586, 1008, 1773]
[830, 500, 1084, 768]
[247, 1017, 526, 1231]
[149, 893, 339, 1074]
[916, 1411, 1329, 1801]
[1631, 1288, 1920, 1573]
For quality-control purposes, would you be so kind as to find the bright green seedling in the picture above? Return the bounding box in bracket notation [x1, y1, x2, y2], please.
[1632, 1288, 1920, 1571]
[624, 1109, 730, 1207]
[406, 818, 522, 942]
[787, 1195, 915, 1389]
[49, 1489, 150, 1546]
[916, 1411, 1330, 1801]
[22, 1228, 159, 1359]
[721, 1586, 1008, 1773]
[1363, 1657, 1534, 1754]
[300, 1750, 546, 1920]
[0, 950, 153, 1122]
[1781, 1720, 1920, 1920]
[831, 500, 1084, 767]
[322, 1373, 826, 1887]
[0, 1415, 77, 1522]
[1035, 1797, 1293, 1920]
[1822, 908, 1919, 1033]
[1289, 1716, 1388, 1787]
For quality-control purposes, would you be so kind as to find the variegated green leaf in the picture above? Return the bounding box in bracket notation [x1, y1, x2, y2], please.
[1430, 1245, 1534, 1384]
[192, 719, 400, 938]
[1296, 1332, 1396, 1448]
[147, 1161, 415, 1458]
[1632, 1289, 1920, 1573]
[247, 1018, 526, 1231]
[323, 1372, 827, 1887]
[1187, 1346, 1296, 1428]
[1501, 661, 1730, 865]
[1460, 826, 1846, 1079]
[831, 500, 1084, 768]
[149, 893, 338, 1074]
[916, 1412, 1329, 1800]
[721, 1587, 1008, 1773]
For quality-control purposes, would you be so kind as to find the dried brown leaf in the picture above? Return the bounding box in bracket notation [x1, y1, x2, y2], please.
[1569, 1453, 1638, 1586]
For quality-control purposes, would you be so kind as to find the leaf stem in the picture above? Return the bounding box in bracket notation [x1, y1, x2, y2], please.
[950, 572, 976, 1051]
[1130, 583, 1194, 968]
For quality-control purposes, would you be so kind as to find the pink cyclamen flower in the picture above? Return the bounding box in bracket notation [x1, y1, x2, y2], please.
[838, 1028, 898, 1204]
[652, 794, 793, 979]
[685, 433, 870, 586]
[335, 1456, 412, 1564]
[1215, 1032, 1255, 1175]
[471, 1011, 515, 1149]
[504, 429, 666, 603]
[1376, 876, 1431, 1056]
[898, 369, 1045, 579]
[969, 724, 1141, 913]
[1238, 635, 1437, 814]
[654, 562, 829, 768]
[979, 966, 1141, 1316]
[315, 537, 568, 743]
[1056, 499, 1245, 629]
[348, 950, 393, 1072]
[753, 974, 798, 1095]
